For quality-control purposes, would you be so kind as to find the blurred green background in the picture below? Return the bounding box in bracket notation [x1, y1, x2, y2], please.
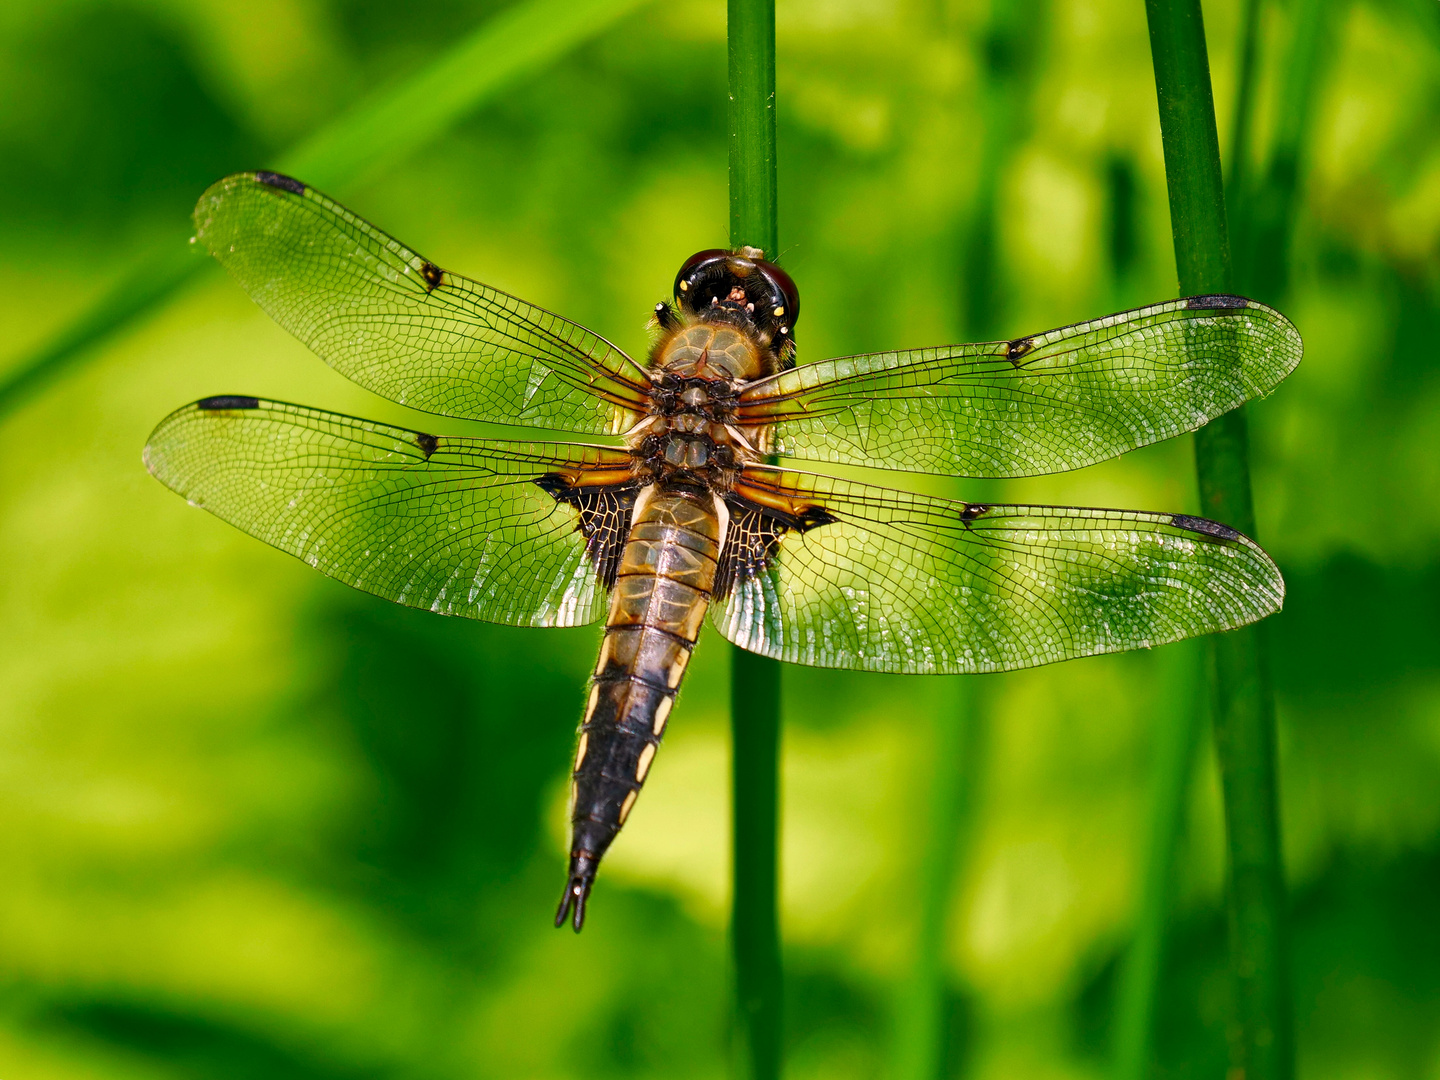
[1, 0, 1438, 1076]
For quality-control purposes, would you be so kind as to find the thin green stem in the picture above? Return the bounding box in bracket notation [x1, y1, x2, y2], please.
[1142, 1, 1292, 1077]
[729, 650, 782, 1080]
[727, 2, 782, 1078]
[0, 0, 652, 419]
[1113, 640, 1202, 1080]
[728, 0, 779, 256]
[1144, 0, 1232, 292]
[1236, 0, 1331, 299]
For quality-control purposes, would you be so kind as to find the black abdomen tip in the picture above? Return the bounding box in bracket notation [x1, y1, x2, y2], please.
[555, 853, 599, 932]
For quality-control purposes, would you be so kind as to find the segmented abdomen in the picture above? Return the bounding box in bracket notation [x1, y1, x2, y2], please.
[555, 485, 725, 930]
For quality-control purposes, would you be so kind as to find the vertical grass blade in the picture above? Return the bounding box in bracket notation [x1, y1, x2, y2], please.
[1233, 0, 1332, 299]
[728, 2, 782, 1077]
[1113, 641, 1202, 1079]
[0, 0, 653, 419]
[729, 650, 782, 1079]
[1142, 1, 1293, 1077]
[728, 0, 779, 258]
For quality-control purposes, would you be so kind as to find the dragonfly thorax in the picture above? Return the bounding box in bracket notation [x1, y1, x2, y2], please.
[654, 323, 765, 381]
[631, 420, 742, 490]
[632, 358, 750, 489]
[648, 370, 739, 421]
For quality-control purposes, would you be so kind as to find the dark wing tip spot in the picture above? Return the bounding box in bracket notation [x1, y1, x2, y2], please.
[1184, 293, 1249, 310]
[961, 503, 991, 522]
[1171, 513, 1241, 541]
[420, 260, 444, 291]
[1006, 338, 1036, 362]
[254, 171, 306, 195]
[415, 432, 439, 459]
[197, 395, 260, 411]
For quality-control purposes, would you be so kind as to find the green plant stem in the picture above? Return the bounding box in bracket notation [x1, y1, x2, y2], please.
[729, 649, 782, 1080]
[1234, 0, 1331, 299]
[1143, 1, 1292, 1077]
[0, 0, 652, 419]
[728, 0, 779, 254]
[728, 3, 782, 1078]
[1113, 640, 1202, 1080]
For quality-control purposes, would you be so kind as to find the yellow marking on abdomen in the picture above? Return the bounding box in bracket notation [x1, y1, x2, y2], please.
[636, 742, 657, 781]
[652, 695, 673, 736]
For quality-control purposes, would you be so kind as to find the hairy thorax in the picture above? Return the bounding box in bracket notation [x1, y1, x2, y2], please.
[627, 317, 779, 492]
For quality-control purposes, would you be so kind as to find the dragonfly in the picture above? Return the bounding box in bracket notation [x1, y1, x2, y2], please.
[145, 171, 1301, 931]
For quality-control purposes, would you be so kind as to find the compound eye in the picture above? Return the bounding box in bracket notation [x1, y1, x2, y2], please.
[674, 249, 731, 304]
[755, 258, 800, 328]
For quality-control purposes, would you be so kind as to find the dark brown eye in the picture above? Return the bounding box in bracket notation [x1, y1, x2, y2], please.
[754, 258, 799, 328]
[673, 250, 731, 302]
[672, 248, 800, 336]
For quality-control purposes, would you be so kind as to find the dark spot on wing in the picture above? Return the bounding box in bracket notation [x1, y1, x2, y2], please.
[961, 503, 991, 522]
[536, 474, 641, 589]
[420, 260, 444, 291]
[1171, 513, 1241, 541]
[197, 395, 259, 410]
[415, 432, 439, 459]
[1184, 294, 1248, 310]
[714, 495, 838, 600]
[1006, 338, 1035, 363]
[254, 171, 306, 195]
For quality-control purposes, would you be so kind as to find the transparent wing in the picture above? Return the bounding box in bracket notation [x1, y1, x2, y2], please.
[712, 466, 1284, 674]
[144, 397, 639, 627]
[736, 296, 1301, 476]
[194, 172, 651, 434]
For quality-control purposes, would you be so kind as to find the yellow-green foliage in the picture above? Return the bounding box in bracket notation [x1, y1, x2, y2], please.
[0, 0, 1437, 1076]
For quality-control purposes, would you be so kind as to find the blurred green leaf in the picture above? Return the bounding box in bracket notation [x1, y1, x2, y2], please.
[3, 0, 1440, 1075]
[0, 0, 653, 419]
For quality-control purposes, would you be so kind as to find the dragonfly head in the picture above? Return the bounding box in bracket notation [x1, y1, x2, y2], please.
[673, 248, 799, 356]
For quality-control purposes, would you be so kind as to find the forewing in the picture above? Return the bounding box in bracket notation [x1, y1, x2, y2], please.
[737, 296, 1301, 476]
[194, 172, 651, 434]
[712, 467, 1283, 674]
[144, 397, 639, 626]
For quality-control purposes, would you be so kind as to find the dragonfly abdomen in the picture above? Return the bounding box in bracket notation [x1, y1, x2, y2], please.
[556, 485, 726, 931]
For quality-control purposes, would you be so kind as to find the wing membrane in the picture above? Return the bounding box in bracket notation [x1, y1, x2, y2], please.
[737, 296, 1301, 475]
[194, 172, 650, 434]
[712, 467, 1283, 674]
[144, 397, 637, 626]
